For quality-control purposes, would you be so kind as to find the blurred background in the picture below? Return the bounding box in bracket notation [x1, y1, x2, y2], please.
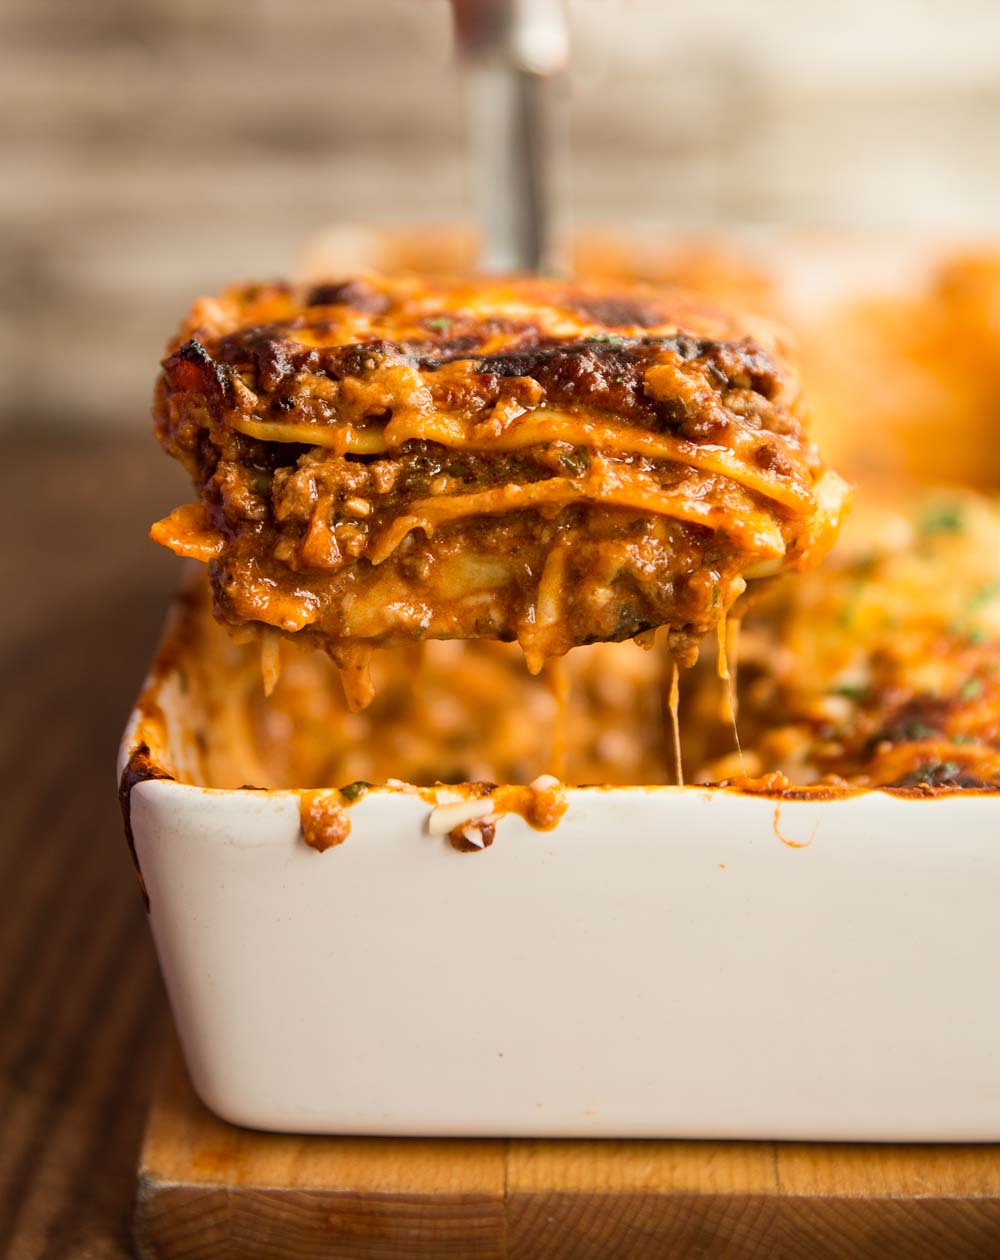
[4, 0, 1000, 433]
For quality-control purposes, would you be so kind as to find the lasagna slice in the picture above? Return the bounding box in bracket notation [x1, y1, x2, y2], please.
[151, 273, 849, 707]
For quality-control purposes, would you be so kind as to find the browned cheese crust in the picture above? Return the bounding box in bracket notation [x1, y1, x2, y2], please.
[691, 491, 1000, 791]
[151, 273, 848, 706]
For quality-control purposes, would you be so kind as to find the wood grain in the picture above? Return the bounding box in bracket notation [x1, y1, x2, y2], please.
[774, 1143, 1000, 1260]
[506, 1138, 780, 1259]
[0, 434, 182, 1259]
[135, 1051, 507, 1260]
[137, 1047, 1000, 1260]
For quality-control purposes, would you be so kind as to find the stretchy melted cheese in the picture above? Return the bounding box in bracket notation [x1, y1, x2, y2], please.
[151, 273, 849, 707]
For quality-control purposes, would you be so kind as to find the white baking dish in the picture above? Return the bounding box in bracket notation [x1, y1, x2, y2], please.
[119, 600, 1000, 1140]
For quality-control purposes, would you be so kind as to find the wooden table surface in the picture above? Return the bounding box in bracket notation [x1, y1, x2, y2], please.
[1, 431, 188, 1259]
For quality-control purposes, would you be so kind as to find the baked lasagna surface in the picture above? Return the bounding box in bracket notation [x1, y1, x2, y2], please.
[152, 274, 848, 705]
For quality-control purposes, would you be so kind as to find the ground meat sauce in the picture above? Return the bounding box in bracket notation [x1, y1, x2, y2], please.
[151, 273, 849, 708]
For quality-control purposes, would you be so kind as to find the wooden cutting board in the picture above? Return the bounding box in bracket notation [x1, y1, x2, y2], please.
[135, 1048, 1000, 1260]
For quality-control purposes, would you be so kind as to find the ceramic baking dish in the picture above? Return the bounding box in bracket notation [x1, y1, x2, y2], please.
[118, 595, 1000, 1140]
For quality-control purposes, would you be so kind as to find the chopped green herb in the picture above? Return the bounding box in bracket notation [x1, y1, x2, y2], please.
[900, 761, 962, 787]
[613, 375, 626, 384]
[557, 447, 590, 476]
[828, 684, 869, 702]
[588, 333, 625, 344]
[869, 721, 935, 748]
[426, 316, 451, 333]
[949, 623, 991, 644]
[918, 503, 965, 536]
[959, 678, 983, 702]
[951, 734, 977, 745]
[835, 567, 876, 629]
[968, 578, 1000, 613]
[338, 780, 372, 803]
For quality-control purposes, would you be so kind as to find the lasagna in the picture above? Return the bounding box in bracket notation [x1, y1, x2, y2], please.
[696, 491, 1000, 791]
[151, 273, 849, 708]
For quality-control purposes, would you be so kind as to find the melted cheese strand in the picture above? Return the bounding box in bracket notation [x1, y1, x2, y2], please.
[716, 615, 732, 718]
[228, 411, 814, 515]
[726, 617, 742, 725]
[260, 631, 282, 698]
[544, 657, 570, 782]
[668, 659, 684, 787]
[368, 472, 785, 566]
[717, 615, 746, 777]
[230, 416, 386, 455]
[335, 643, 376, 713]
[388, 412, 814, 514]
[520, 543, 568, 675]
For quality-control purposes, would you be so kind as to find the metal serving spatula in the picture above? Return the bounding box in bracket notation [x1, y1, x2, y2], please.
[451, 0, 569, 273]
